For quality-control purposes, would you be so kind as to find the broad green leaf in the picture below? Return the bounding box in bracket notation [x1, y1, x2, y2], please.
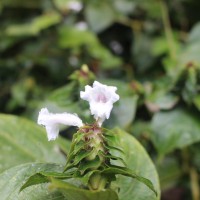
[158, 156, 182, 190]
[0, 163, 66, 200]
[114, 128, 160, 200]
[85, 2, 116, 33]
[50, 178, 119, 200]
[102, 166, 157, 196]
[1, 129, 160, 200]
[0, 114, 70, 173]
[151, 108, 200, 156]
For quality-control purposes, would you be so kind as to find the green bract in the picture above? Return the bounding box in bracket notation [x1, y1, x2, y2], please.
[20, 124, 157, 197]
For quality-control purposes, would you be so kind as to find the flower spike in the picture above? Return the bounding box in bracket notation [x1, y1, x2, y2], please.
[80, 81, 120, 126]
[22, 81, 157, 196]
[38, 108, 83, 141]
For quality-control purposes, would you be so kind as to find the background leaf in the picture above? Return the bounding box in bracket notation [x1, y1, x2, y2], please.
[112, 96, 138, 128]
[0, 114, 70, 173]
[114, 128, 161, 200]
[85, 2, 116, 33]
[5, 12, 61, 36]
[0, 163, 66, 200]
[151, 108, 200, 156]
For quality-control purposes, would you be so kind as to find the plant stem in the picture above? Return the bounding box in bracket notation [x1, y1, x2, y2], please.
[159, 0, 176, 60]
[88, 173, 107, 190]
[182, 148, 200, 200]
[190, 167, 200, 200]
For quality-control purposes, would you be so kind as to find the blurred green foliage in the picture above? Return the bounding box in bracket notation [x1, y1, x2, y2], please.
[1, 0, 200, 199]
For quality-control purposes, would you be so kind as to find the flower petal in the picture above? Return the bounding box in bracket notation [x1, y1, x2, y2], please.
[38, 108, 83, 141]
[80, 81, 119, 126]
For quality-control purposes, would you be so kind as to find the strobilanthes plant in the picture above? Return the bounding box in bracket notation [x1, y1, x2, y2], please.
[20, 81, 157, 197]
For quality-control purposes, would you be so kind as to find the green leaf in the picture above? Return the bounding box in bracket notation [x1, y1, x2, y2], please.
[5, 12, 61, 36]
[112, 95, 138, 128]
[104, 143, 124, 154]
[67, 132, 85, 159]
[0, 114, 70, 173]
[65, 149, 94, 171]
[73, 150, 93, 165]
[114, 128, 160, 200]
[102, 153, 127, 167]
[158, 156, 182, 190]
[151, 108, 200, 156]
[48, 82, 77, 108]
[20, 173, 49, 192]
[85, 2, 116, 33]
[147, 92, 179, 111]
[173, 23, 200, 75]
[79, 156, 101, 175]
[0, 163, 66, 200]
[20, 171, 72, 192]
[102, 166, 157, 196]
[50, 178, 119, 200]
[73, 140, 87, 155]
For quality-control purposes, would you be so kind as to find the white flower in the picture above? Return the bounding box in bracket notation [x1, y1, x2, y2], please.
[38, 108, 83, 141]
[80, 81, 119, 126]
